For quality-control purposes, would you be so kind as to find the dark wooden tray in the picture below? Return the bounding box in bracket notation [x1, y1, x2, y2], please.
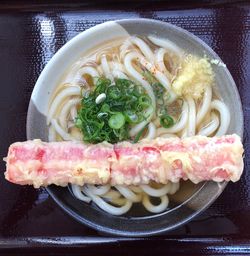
[0, 1, 249, 255]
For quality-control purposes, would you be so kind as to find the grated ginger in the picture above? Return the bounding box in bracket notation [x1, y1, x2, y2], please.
[172, 55, 214, 99]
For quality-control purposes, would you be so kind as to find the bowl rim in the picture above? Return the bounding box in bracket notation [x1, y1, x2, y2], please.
[27, 18, 244, 237]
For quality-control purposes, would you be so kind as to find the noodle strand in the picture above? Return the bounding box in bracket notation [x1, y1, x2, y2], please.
[211, 100, 230, 136]
[47, 86, 81, 125]
[186, 96, 196, 136]
[196, 86, 212, 125]
[142, 194, 169, 213]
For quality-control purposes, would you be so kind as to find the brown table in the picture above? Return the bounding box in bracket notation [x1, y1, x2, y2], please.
[0, 1, 249, 255]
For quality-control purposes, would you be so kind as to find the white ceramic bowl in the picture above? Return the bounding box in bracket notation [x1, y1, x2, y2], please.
[27, 19, 243, 236]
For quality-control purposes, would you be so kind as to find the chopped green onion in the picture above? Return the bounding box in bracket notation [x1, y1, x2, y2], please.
[75, 118, 82, 128]
[75, 78, 153, 144]
[124, 110, 139, 123]
[138, 95, 151, 108]
[113, 124, 129, 140]
[108, 112, 125, 129]
[133, 125, 148, 143]
[97, 112, 108, 119]
[115, 78, 132, 88]
[83, 89, 90, 98]
[143, 71, 157, 84]
[160, 115, 174, 128]
[96, 77, 111, 88]
[95, 78, 111, 94]
[107, 86, 121, 99]
[152, 82, 165, 99]
[101, 103, 111, 113]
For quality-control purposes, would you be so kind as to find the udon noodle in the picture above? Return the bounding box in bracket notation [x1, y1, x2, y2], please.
[47, 36, 230, 215]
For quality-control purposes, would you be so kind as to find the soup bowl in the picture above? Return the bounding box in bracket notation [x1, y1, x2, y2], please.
[27, 18, 243, 237]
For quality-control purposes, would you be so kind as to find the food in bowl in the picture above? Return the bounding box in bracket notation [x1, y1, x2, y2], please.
[4, 35, 244, 216]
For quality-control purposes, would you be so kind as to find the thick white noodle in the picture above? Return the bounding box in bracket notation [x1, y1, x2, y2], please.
[111, 61, 126, 72]
[181, 129, 188, 138]
[48, 126, 56, 142]
[47, 86, 81, 125]
[198, 112, 220, 136]
[142, 194, 169, 213]
[86, 185, 111, 196]
[211, 100, 230, 136]
[62, 62, 83, 84]
[77, 66, 99, 84]
[83, 187, 132, 215]
[59, 98, 80, 130]
[96, 64, 104, 75]
[148, 36, 182, 57]
[70, 105, 78, 120]
[101, 55, 113, 81]
[115, 185, 142, 202]
[140, 183, 172, 197]
[145, 122, 156, 139]
[129, 120, 148, 137]
[196, 86, 212, 125]
[168, 182, 180, 195]
[103, 189, 121, 200]
[124, 51, 156, 109]
[77, 66, 99, 77]
[155, 48, 172, 79]
[51, 119, 76, 141]
[120, 39, 133, 60]
[186, 96, 196, 136]
[112, 69, 128, 79]
[71, 185, 91, 203]
[156, 100, 188, 135]
[130, 36, 155, 61]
